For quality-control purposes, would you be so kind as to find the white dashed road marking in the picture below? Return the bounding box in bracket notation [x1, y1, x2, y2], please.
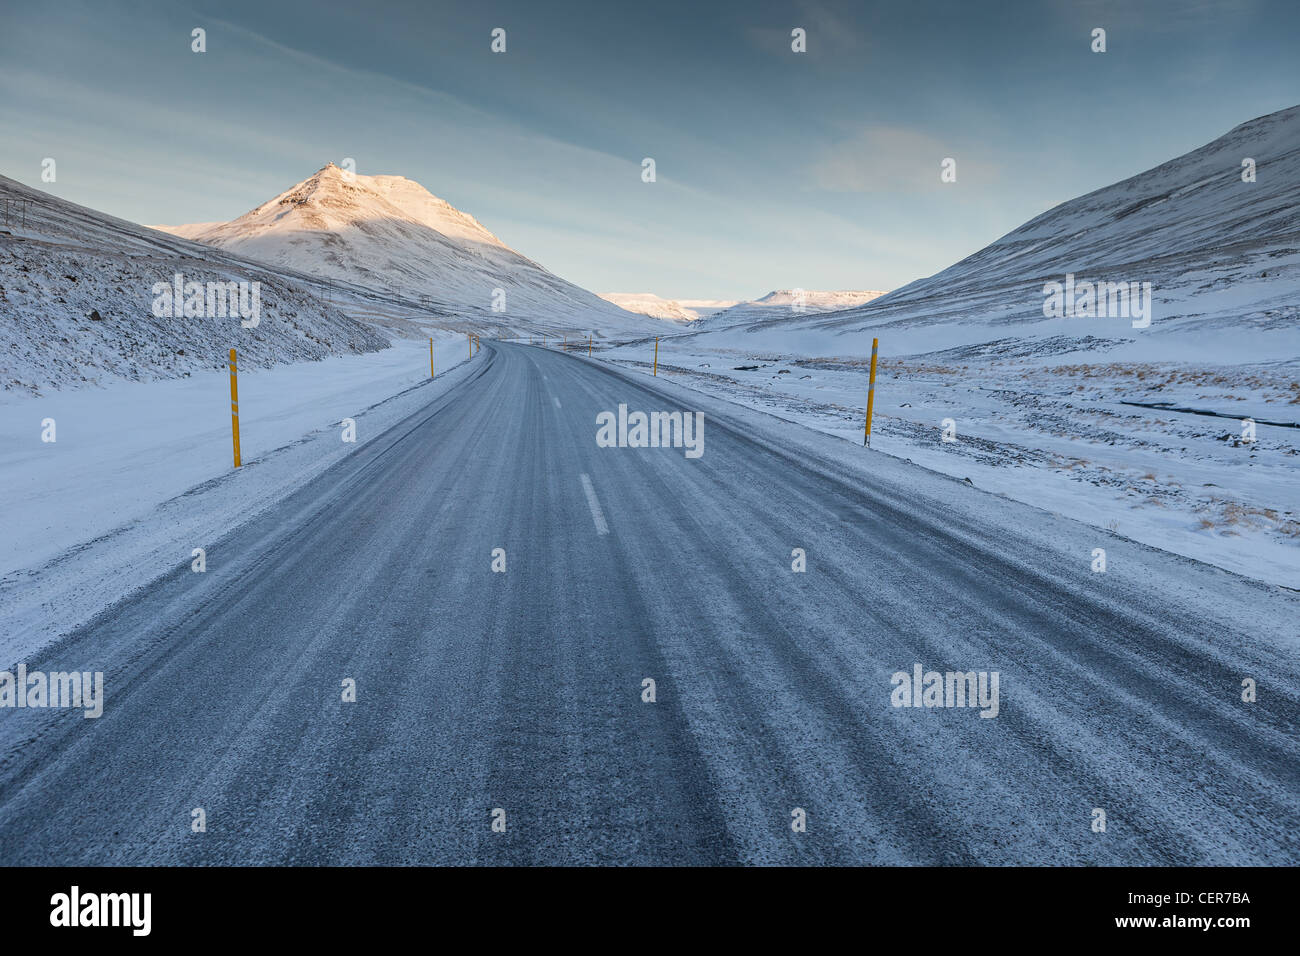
[579, 474, 609, 536]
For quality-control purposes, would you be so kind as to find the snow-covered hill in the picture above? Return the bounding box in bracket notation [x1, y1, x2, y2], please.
[156, 164, 661, 334]
[603, 106, 1300, 587]
[596, 289, 887, 326]
[698, 289, 889, 329]
[677, 298, 741, 317]
[0, 174, 390, 394]
[598, 292, 707, 322]
[746, 105, 1300, 345]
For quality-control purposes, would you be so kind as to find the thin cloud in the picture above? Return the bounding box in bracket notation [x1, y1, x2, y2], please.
[745, 0, 870, 58]
[807, 125, 1001, 194]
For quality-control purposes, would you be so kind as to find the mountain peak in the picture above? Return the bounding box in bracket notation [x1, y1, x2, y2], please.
[215, 166, 509, 255]
[150, 166, 666, 331]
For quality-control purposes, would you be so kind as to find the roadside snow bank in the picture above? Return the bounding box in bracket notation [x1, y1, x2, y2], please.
[596, 334, 1300, 590]
[0, 335, 474, 661]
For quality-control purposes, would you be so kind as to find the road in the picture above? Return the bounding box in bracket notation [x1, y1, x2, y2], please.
[1, 341, 1297, 865]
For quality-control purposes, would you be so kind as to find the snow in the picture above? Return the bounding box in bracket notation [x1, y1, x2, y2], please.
[0, 173, 390, 394]
[598, 292, 705, 322]
[3, 102, 1296, 663]
[697, 289, 890, 330]
[751, 289, 889, 309]
[1, 161, 669, 398]
[597, 290, 884, 324]
[601, 331, 1300, 586]
[0, 335, 474, 662]
[597, 330, 1300, 587]
[676, 298, 740, 316]
[595, 107, 1300, 590]
[153, 163, 667, 335]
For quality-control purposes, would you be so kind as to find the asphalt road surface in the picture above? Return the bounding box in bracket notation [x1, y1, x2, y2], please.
[2, 342, 1296, 865]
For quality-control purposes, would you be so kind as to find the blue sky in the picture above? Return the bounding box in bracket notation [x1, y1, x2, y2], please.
[2, 0, 1296, 299]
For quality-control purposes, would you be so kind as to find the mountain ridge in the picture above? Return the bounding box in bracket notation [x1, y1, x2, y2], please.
[154, 164, 661, 332]
[707, 105, 1300, 341]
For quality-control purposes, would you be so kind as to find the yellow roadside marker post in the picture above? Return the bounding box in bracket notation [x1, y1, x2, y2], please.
[864, 337, 879, 447]
[653, 337, 659, 376]
[588, 333, 592, 357]
[229, 348, 242, 468]
[429, 337, 435, 378]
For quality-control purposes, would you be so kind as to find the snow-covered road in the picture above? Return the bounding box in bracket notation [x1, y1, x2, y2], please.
[1, 342, 1296, 864]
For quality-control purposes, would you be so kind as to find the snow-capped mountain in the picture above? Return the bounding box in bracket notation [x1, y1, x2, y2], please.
[0, 173, 389, 394]
[698, 289, 889, 329]
[753, 289, 890, 310]
[598, 292, 707, 322]
[599, 293, 741, 322]
[677, 298, 741, 317]
[156, 164, 662, 332]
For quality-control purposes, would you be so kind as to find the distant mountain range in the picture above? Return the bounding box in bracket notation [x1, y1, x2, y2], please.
[7, 105, 1295, 393]
[597, 292, 739, 322]
[695, 289, 889, 329]
[600, 289, 886, 324]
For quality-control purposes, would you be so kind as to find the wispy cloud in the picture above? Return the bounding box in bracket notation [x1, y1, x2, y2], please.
[807, 125, 1001, 194]
[744, 0, 872, 58]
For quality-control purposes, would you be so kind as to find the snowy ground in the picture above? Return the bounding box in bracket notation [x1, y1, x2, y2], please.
[0, 168, 666, 396]
[597, 327, 1299, 590]
[5, 341, 1296, 866]
[597, 106, 1300, 593]
[0, 334, 477, 662]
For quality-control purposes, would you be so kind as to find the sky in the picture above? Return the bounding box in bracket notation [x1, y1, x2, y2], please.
[1, 0, 1297, 300]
